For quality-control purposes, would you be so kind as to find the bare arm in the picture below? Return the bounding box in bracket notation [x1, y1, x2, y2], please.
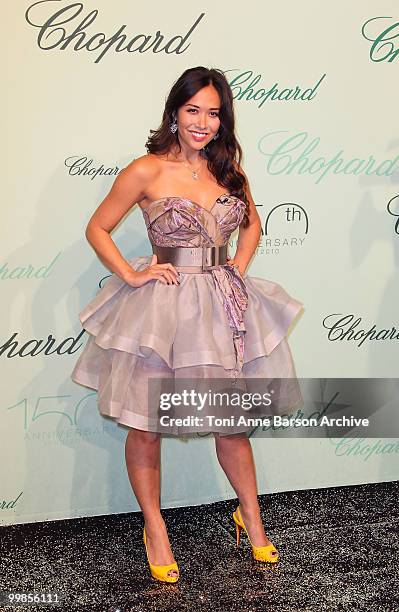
[84, 156, 179, 286]
[84, 158, 149, 281]
[230, 166, 262, 276]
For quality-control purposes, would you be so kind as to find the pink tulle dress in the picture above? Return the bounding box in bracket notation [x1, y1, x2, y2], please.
[71, 194, 304, 435]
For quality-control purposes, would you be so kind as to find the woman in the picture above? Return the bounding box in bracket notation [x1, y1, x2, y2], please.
[71, 66, 303, 583]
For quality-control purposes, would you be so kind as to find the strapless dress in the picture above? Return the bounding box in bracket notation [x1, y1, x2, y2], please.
[70, 194, 304, 435]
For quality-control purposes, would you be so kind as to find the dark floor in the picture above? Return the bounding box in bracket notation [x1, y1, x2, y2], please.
[1, 480, 399, 612]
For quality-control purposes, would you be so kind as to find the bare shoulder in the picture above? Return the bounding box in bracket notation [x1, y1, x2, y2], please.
[121, 153, 161, 186]
[85, 154, 164, 234]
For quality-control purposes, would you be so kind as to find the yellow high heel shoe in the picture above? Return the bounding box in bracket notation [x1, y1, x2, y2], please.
[232, 506, 279, 563]
[143, 526, 179, 583]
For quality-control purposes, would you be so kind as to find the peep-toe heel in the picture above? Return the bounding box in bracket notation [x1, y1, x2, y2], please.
[232, 506, 279, 563]
[143, 526, 180, 583]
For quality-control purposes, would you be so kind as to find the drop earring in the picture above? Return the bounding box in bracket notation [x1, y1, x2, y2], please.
[213, 132, 219, 140]
[170, 114, 178, 134]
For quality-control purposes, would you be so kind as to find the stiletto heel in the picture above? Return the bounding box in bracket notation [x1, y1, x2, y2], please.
[235, 522, 241, 547]
[232, 506, 279, 563]
[143, 527, 179, 583]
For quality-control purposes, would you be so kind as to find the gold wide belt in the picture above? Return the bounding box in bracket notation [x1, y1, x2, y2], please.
[152, 244, 228, 273]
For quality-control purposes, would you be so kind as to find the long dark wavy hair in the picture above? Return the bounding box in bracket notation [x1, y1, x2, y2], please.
[145, 66, 250, 228]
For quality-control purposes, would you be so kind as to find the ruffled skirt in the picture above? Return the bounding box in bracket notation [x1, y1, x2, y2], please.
[70, 256, 304, 436]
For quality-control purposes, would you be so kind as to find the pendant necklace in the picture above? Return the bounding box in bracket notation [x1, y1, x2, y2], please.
[181, 158, 204, 181]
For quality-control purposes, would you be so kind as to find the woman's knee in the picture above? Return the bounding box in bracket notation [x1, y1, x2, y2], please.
[213, 431, 248, 447]
[127, 428, 160, 445]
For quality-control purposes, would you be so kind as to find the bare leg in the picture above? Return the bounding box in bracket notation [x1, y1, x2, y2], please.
[125, 428, 178, 577]
[214, 433, 276, 550]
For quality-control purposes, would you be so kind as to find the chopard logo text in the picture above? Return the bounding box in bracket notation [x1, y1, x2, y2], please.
[25, 1, 205, 63]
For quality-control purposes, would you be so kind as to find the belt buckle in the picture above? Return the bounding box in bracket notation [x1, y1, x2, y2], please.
[201, 246, 219, 270]
[201, 247, 208, 271]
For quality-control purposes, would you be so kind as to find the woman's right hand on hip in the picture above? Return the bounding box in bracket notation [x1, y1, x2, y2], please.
[124, 255, 180, 287]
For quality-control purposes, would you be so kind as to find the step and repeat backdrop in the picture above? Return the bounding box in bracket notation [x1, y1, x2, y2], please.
[2, 1, 399, 525]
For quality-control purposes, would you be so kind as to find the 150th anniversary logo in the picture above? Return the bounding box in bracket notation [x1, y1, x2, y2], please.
[229, 201, 309, 257]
